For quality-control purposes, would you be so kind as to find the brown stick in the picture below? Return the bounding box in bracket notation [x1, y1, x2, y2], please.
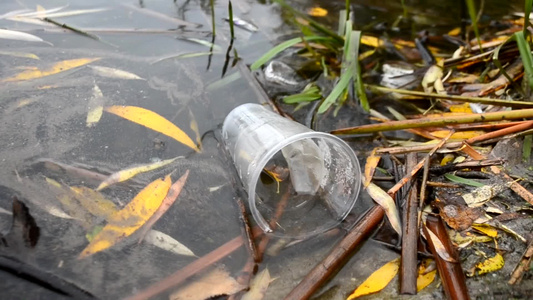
[400, 153, 419, 295]
[236, 196, 259, 262]
[424, 215, 470, 300]
[284, 206, 385, 300]
[125, 227, 263, 300]
[387, 131, 454, 197]
[509, 239, 533, 285]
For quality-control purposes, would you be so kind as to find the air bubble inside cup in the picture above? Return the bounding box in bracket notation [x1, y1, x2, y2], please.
[222, 103, 361, 238]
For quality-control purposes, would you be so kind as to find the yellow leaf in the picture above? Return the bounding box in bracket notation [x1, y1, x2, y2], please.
[347, 258, 400, 299]
[475, 253, 504, 275]
[440, 154, 454, 166]
[416, 259, 437, 292]
[364, 149, 381, 187]
[96, 156, 182, 191]
[104, 106, 200, 152]
[361, 35, 380, 48]
[365, 183, 402, 236]
[430, 130, 485, 140]
[241, 268, 272, 300]
[2, 58, 100, 82]
[78, 175, 172, 258]
[188, 108, 202, 150]
[307, 7, 328, 17]
[70, 186, 118, 219]
[449, 103, 473, 113]
[472, 223, 498, 238]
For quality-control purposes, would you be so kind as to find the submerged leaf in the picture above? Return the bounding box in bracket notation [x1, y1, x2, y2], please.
[365, 182, 402, 236]
[0, 51, 39, 60]
[417, 259, 437, 292]
[0, 29, 49, 44]
[97, 156, 182, 191]
[170, 267, 244, 300]
[69, 186, 118, 219]
[2, 58, 100, 82]
[86, 83, 105, 127]
[347, 258, 400, 299]
[89, 65, 144, 80]
[78, 175, 172, 258]
[104, 106, 200, 152]
[138, 170, 189, 242]
[241, 268, 271, 300]
[144, 229, 195, 257]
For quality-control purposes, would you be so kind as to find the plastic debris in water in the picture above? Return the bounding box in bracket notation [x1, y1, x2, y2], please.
[224, 17, 258, 32]
[264, 61, 304, 87]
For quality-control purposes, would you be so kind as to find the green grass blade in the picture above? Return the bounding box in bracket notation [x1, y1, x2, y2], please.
[492, 34, 525, 96]
[318, 68, 353, 113]
[515, 31, 533, 90]
[228, 1, 235, 40]
[465, 0, 482, 52]
[250, 36, 330, 70]
[525, 0, 532, 36]
[338, 10, 347, 36]
[444, 173, 485, 187]
[353, 31, 369, 111]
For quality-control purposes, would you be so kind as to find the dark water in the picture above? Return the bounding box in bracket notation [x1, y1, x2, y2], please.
[0, 0, 523, 299]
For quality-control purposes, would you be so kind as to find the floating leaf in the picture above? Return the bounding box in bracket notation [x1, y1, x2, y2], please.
[138, 170, 189, 242]
[475, 253, 505, 276]
[78, 175, 172, 258]
[241, 268, 271, 300]
[2, 58, 100, 82]
[86, 83, 105, 127]
[365, 182, 402, 236]
[88, 65, 144, 80]
[425, 226, 457, 263]
[444, 173, 485, 187]
[170, 267, 244, 300]
[144, 229, 195, 257]
[347, 258, 400, 299]
[364, 149, 381, 187]
[0, 29, 49, 44]
[97, 157, 182, 191]
[104, 106, 200, 152]
[0, 51, 39, 60]
[417, 259, 437, 292]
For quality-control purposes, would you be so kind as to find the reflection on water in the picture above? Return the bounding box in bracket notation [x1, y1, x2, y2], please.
[0, 0, 522, 299]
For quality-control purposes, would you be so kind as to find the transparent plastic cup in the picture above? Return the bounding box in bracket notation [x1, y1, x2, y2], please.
[222, 103, 361, 238]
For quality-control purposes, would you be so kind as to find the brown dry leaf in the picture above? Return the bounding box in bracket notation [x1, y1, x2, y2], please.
[2, 57, 99, 82]
[437, 202, 482, 231]
[78, 175, 172, 258]
[347, 258, 400, 299]
[170, 267, 244, 300]
[104, 106, 200, 152]
[365, 182, 402, 236]
[364, 149, 381, 187]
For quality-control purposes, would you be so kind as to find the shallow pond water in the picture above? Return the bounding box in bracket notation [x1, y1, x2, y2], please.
[0, 0, 526, 299]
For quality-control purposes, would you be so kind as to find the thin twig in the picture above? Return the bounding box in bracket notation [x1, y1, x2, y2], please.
[509, 239, 533, 285]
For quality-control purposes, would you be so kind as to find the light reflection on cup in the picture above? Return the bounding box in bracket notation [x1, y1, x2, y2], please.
[222, 103, 361, 238]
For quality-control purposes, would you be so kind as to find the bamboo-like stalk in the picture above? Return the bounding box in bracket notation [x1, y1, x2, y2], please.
[366, 85, 533, 108]
[332, 109, 533, 135]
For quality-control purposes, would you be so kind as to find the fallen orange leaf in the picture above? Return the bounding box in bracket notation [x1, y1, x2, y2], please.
[2, 57, 100, 82]
[78, 174, 172, 258]
[364, 149, 381, 187]
[347, 258, 400, 299]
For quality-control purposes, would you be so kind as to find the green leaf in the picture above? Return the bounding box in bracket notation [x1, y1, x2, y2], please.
[515, 31, 533, 90]
[444, 173, 485, 187]
[465, 0, 482, 52]
[250, 36, 330, 70]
